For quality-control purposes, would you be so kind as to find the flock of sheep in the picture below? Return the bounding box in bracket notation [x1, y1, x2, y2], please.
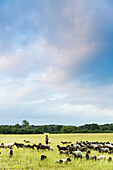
[0, 139, 113, 164]
[56, 140, 113, 163]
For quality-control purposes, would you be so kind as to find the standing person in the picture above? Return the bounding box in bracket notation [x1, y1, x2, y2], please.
[45, 135, 49, 145]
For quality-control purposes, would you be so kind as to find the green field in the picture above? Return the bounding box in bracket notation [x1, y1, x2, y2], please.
[0, 133, 113, 169]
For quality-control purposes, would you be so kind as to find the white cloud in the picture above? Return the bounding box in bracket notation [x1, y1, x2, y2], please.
[14, 86, 36, 99]
[0, 0, 113, 124]
[23, 99, 46, 105]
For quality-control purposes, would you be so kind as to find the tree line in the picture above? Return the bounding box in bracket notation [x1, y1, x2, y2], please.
[0, 120, 113, 134]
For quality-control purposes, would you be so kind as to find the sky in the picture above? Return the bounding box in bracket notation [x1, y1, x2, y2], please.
[0, 0, 113, 125]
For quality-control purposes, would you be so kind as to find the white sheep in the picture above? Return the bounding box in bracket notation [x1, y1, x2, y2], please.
[98, 155, 106, 160]
[56, 158, 71, 164]
[72, 151, 82, 159]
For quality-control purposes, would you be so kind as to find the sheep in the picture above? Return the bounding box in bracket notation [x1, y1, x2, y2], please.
[57, 158, 71, 164]
[1, 143, 14, 148]
[41, 144, 50, 150]
[90, 155, 97, 161]
[106, 144, 113, 150]
[14, 142, 24, 148]
[24, 144, 35, 149]
[24, 140, 30, 143]
[34, 144, 41, 151]
[108, 157, 112, 162]
[41, 155, 47, 160]
[0, 144, 4, 148]
[9, 148, 13, 157]
[98, 155, 106, 160]
[85, 153, 89, 160]
[79, 146, 87, 152]
[35, 143, 50, 150]
[57, 145, 68, 151]
[61, 141, 72, 144]
[67, 145, 77, 152]
[99, 148, 109, 153]
[72, 144, 80, 148]
[82, 151, 90, 159]
[29, 144, 36, 149]
[59, 150, 68, 155]
[72, 151, 82, 159]
[87, 144, 95, 149]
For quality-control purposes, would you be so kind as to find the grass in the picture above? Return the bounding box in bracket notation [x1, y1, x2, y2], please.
[0, 133, 113, 169]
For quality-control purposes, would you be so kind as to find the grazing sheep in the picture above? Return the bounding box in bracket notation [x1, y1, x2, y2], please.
[67, 145, 77, 152]
[1, 143, 14, 148]
[108, 157, 112, 162]
[24, 140, 30, 143]
[24, 144, 35, 149]
[59, 150, 68, 155]
[98, 155, 106, 160]
[35, 143, 50, 150]
[41, 155, 47, 160]
[85, 153, 89, 160]
[14, 142, 24, 148]
[79, 146, 87, 152]
[0, 144, 4, 148]
[29, 144, 36, 149]
[57, 158, 71, 164]
[41, 144, 50, 150]
[57, 145, 68, 151]
[61, 141, 72, 144]
[99, 148, 109, 153]
[34, 144, 41, 151]
[90, 155, 97, 161]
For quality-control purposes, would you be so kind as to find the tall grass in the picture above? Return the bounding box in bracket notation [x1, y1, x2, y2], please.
[0, 134, 113, 169]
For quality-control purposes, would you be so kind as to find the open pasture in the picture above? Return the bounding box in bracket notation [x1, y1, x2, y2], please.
[0, 133, 113, 169]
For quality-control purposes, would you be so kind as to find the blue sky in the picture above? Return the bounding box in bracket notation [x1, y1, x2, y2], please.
[0, 0, 113, 125]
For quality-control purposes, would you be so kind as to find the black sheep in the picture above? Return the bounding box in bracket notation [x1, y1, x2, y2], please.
[9, 148, 13, 157]
[41, 155, 47, 160]
[108, 157, 112, 162]
[85, 153, 89, 160]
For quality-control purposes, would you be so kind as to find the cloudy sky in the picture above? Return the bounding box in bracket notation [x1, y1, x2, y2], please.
[0, 0, 113, 125]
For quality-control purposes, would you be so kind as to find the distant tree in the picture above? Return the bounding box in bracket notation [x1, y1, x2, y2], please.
[24, 126, 35, 134]
[35, 126, 44, 134]
[91, 124, 100, 131]
[22, 120, 29, 127]
[15, 123, 20, 128]
[56, 125, 63, 132]
[61, 126, 74, 133]
[109, 124, 113, 130]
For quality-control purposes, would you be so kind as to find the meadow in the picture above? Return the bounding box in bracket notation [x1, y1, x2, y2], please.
[0, 133, 113, 169]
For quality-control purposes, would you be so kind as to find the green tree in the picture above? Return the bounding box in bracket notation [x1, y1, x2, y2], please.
[22, 120, 29, 127]
[61, 126, 74, 133]
[35, 126, 44, 134]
